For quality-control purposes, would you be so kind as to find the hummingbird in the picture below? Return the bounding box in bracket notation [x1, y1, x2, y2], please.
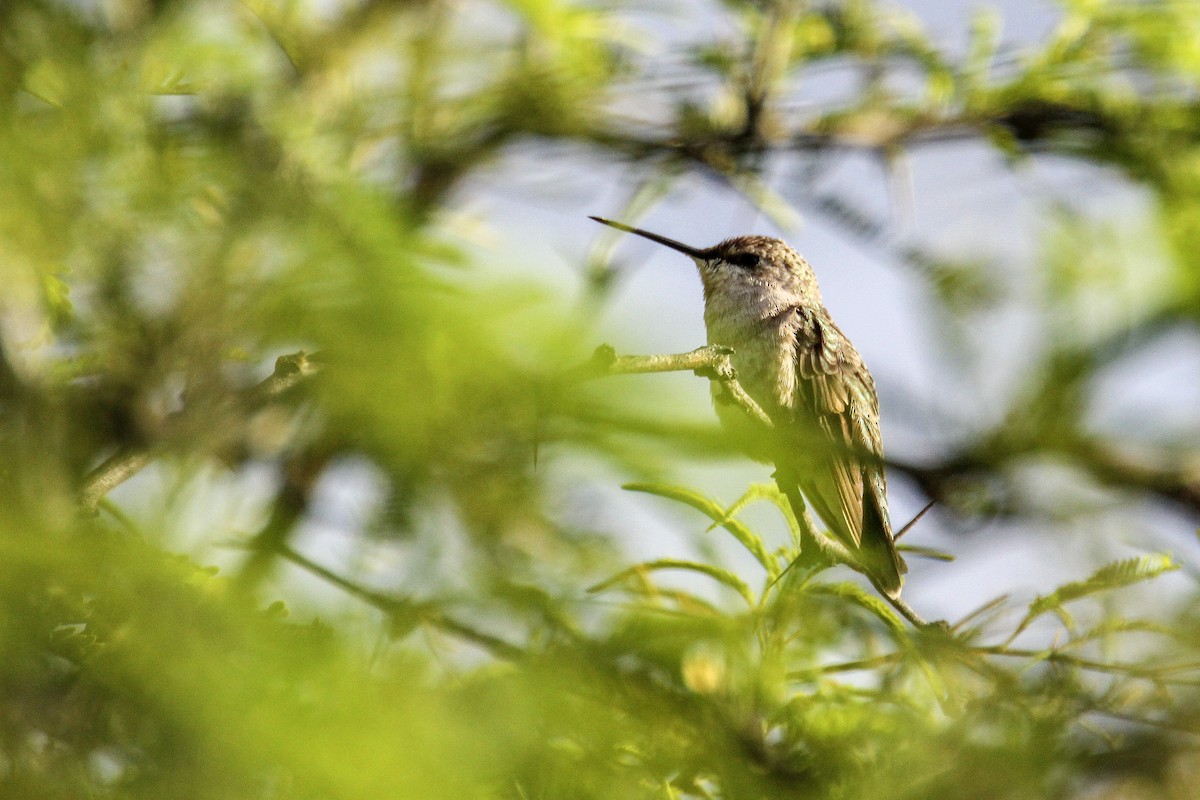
[590, 216, 906, 598]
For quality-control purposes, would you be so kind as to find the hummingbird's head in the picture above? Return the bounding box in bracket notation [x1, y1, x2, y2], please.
[589, 217, 818, 309]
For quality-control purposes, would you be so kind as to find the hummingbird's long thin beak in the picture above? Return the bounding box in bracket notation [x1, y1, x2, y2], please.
[589, 216, 708, 260]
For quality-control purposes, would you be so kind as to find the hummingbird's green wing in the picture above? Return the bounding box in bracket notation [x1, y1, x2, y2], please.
[791, 308, 906, 596]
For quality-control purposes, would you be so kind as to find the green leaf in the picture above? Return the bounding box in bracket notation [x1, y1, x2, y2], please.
[41, 270, 73, 328]
[728, 172, 803, 231]
[717, 483, 774, 520]
[1063, 617, 1175, 650]
[1011, 554, 1179, 641]
[896, 544, 956, 562]
[624, 483, 775, 575]
[807, 582, 907, 637]
[590, 577, 723, 616]
[589, 558, 755, 607]
[951, 595, 1011, 639]
[964, 7, 1001, 88]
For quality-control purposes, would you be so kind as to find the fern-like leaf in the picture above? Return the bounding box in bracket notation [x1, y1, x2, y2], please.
[1010, 554, 1178, 642]
[624, 483, 775, 575]
[807, 582, 907, 637]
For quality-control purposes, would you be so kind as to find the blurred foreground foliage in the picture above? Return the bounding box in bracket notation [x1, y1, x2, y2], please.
[1, 0, 1200, 798]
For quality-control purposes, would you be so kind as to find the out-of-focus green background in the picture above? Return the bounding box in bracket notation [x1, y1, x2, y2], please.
[2, 0, 1199, 797]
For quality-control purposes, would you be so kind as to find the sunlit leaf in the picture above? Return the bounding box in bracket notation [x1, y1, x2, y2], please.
[1011, 554, 1179, 641]
[589, 558, 756, 607]
[896, 544, 955, 562]
[807, 582, 907, 637]
[624, 482, 776, 575]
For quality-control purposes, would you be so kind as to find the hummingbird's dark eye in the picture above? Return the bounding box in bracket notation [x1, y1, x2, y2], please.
[726, 251, 761, 269]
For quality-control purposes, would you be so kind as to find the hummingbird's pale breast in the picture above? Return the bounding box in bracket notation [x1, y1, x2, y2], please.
[702, 302, 799, 460]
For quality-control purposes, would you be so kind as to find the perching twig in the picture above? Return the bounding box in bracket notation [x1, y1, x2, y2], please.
[80, 351, 320, 512]
[80, 450, 156, 515]
[241, 351, 321, 407]
[575, 343, 774, 429]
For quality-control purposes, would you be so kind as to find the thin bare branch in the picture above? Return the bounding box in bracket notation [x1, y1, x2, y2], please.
[574, 344, 774, 429]
[79, 351, 321, 512]
[980, 645, 1200, 684]
[278, 545, 524, 660]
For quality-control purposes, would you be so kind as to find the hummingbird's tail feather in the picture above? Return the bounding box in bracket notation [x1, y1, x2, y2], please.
[859, 494, 905, 600]
[774, 468, 906, 599]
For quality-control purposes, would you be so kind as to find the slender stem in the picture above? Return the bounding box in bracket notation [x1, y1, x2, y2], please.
[79, 351, 320, 511]
[795, 645, 1200, 686]
[978, 645, 1200, 682]
[278, 545, 524, 660]
[887, 595, 928, 628]
[790, 652, 903, 679]
[575, 344, 774, 429]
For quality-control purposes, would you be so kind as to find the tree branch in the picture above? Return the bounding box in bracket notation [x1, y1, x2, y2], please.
[795, 645, 1200, 686]
[1076, 440, 1200, 515]
[574, 344, 774, 429]
[79, 351, 321, 512]
[278, 545, 524, 660]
